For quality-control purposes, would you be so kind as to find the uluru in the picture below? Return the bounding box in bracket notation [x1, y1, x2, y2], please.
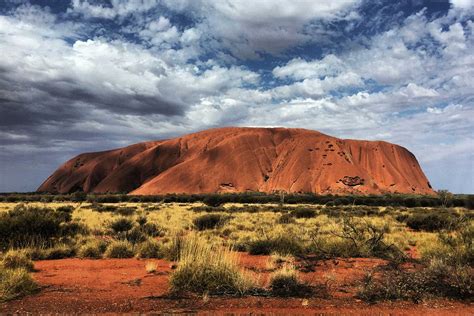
[37, 127, 434, 195]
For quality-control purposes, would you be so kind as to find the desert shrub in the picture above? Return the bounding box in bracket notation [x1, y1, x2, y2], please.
[77, 239, 107, 259]
[203, 195, 224, 207]
[291, 208, 316, 218]
[269, 264, 312, 297]
[0, 204, 75, 249]
[309, 218, 404, 261]
[190, 205, 226, 212]
[42, 244, 75, 260]
[277, 213, 295, 224]
[124, 226, 147, 244]
[137, 215, 148, 226]
[422, 224, 474, 266]
[109, 217, 134, 233]
[1, 250, 34, 271]
[406, 212, 458, 232]
[141, 222, 163, 237]
[193, 214, 230, 230]
[116, 207, 136, 216]
[248, 236, 304, 256]
[0, 268, 39, 302]
[247, 239, 274, 255]
[104, 240, 134, 258]
[358, 260, 473, 302]
[169, 235, 253, 295]
[136, 239, 164, 259]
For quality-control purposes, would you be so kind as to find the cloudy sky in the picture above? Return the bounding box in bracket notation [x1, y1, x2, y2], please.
[0, 0, 473, 193]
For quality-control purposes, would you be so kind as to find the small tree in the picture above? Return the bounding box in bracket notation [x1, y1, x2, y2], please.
[438, 190, 453, 207]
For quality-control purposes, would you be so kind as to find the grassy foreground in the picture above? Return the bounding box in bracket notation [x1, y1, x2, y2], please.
[0, 198, 472, 303]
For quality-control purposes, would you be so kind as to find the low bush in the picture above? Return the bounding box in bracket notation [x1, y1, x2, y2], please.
[0, 204, 75, 249]
[405, 212, 458, 232]
[41, 244, 75, 260]
[248, 236, 304, 256]
[104, 240, 134, 258]
[0, 268, 39, 302]
[291, 208, 316, 219]
[193, 214, 230, 230]
[203, 195, 225, 207]
[109, 217, 134, 233]
[77, 239, 107, 259]
[136, 239, 164, 259]
[278, 213, 295, 224]
[169, 235, 253, 295]
[116, 207, 137, 216]
[1, 250, 34, 271]
[309, 218, 404, 261]
[269, 264, 312, 297]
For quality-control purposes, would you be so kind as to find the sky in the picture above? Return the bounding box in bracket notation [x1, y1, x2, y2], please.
[0, 0, 473, 193]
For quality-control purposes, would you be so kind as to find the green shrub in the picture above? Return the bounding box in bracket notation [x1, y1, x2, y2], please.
[124, 226, 147, 244]
[0, 204, 74, 249]
[110, 217, 134, 233]
[136, 239, 163, 259]
[269, 264, 312, 297]
[248, 236, 304, 256]
[203, 195, 224, 207]
[193, 214, 230, 230]
[116, 207, 136, 216]
[169, 235, 253, 295]
[1, 250, 34, 271]
[309, 218, 404, 261]
[0, 268, 39, 302]
[247, 239, 274, 255]
[77, 239, 107, 259]
[104, 240, 134, 258]
[42, 244, 75, 260]
[406, 212, 458, 231]
[278, 213, 295, 224]
[291, 208, 316, 218]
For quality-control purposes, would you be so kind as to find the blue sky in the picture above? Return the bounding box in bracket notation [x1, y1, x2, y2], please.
[0, 0, 473, 193]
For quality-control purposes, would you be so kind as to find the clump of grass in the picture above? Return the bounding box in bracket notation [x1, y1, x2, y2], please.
[0, 268, 39, 302]
[145, 261, 158, 273]
[291, 208, 316, 219]
[169, 235, 254, 295]
[163, 233, 185, 261]
[269, 264, 312, 297]
[136, 239, 163, 259]
[248, 235, 304, 256]
[77, 239, 107, 259]
[104, 240, 134, 258]
[405, 212, 459, 232]
[193, 214, 230, 231]
[109, 217, 134, 233]
[277, 213, 295, 224]
[42, 244, 75, 260]
[1, 250, 34, 271]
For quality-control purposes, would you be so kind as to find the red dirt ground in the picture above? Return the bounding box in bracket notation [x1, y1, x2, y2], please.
[1, 254, 472, 314]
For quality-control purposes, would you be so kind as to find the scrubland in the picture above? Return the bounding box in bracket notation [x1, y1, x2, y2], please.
[0, 195, 472, 312]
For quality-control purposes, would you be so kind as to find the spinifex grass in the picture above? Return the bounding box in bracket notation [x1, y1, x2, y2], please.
[169, 234, 254, 295]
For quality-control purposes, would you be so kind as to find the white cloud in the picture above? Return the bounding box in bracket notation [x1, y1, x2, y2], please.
[450, 0, 474, 9]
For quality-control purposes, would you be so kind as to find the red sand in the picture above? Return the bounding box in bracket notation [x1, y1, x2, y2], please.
[1, 255, 472, 314]
[38, 127, 434, 195]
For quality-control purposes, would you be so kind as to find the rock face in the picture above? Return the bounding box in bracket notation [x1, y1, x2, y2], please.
[37, 127, 434, 195]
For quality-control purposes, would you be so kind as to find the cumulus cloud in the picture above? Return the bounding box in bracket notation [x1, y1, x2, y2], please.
[0, 0, 473, 193]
